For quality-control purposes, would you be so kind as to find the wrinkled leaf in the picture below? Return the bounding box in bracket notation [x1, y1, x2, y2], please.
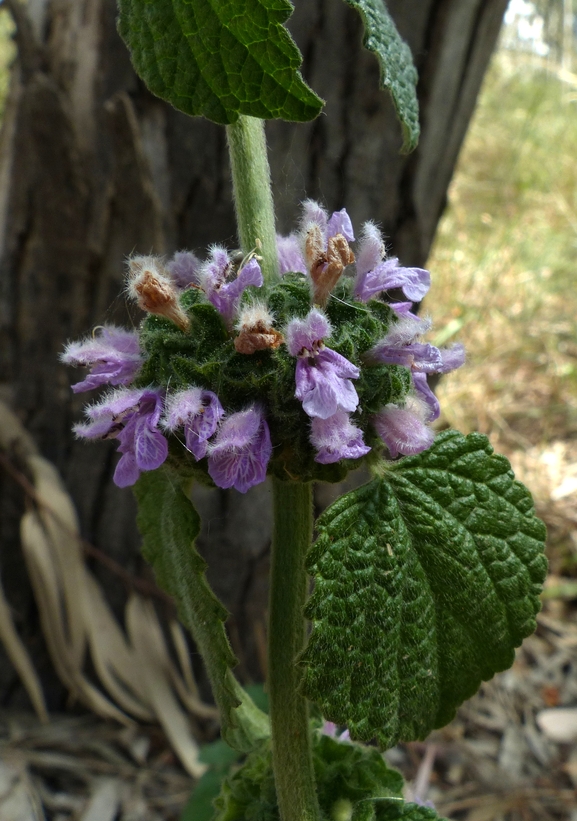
[117, 0, 323, 124]
[134, 466, 269, 752]
[344, 0, 419, 151]
[380, 804, 447, 821]
[302, 431, 547, 748]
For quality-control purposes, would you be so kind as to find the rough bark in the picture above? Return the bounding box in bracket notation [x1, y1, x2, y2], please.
[0, 0, 507, 707]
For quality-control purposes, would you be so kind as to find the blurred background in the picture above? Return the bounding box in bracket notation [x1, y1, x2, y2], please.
[0, 1, 576, 819]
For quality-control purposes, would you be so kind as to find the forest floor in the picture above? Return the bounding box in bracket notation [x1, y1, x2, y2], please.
[1, 16, 577, 821]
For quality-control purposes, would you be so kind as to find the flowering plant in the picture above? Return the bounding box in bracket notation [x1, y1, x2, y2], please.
[62, 2, 547, 819]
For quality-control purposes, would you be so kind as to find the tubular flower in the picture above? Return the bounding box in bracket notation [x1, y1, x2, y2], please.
[207, 406, 272, 494]
[372, 399, 435, 459]
[367, 316, 466, 421]
[199, 246, 263, 326]
[310, 411, 370, 464]
[61, 325, 142, 393]
[163, 388, 224, 460]
[286, 309, 360, 419]
[74, 387, 168, 487]
[354, 222, 430, 304]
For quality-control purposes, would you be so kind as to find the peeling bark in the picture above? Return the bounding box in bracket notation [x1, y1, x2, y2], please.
[0, 0, 507, 706]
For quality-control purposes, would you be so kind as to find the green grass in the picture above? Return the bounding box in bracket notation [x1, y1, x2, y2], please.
[427, 53, 577, 448]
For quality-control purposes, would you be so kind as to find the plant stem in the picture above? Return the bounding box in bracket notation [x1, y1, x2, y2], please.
[226, 116, 280, 285]
[269, 478, 320, 821]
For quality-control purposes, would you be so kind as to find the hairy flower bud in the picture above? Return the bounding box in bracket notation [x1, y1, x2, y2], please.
[127, 256, 190, 332]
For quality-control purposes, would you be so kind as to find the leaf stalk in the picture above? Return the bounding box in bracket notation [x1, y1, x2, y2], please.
[226, 116, 280, 286]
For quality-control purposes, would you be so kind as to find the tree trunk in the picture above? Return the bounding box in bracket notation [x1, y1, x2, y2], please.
[0, 0, 507, 708]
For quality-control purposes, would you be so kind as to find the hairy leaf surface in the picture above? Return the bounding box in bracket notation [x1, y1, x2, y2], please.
[134, 467, 269, 751]
[302, 431, 547, 748]
[344, 0, 419, 150]
[117, 0, 323, 124]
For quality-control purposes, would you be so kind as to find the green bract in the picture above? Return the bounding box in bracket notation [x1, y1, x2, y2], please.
[134, 467, 269, 752]
[212, 734, 408, 821]
[135, 276, 411, 484]
[301, 431, 547, 748]
[345, 0, 420, 151]
[116, 0, 323, 124]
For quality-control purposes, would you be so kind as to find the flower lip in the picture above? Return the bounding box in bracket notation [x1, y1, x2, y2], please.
[285, 308, 331, 357]
[354, 223, 431, 304]
[162, 387, 224, 460]
[310, 411, 370, 464]
[61, 325, 142, 393]
[207, 405, 272, 494]
[74, 386, 168, 487]
[199, 247, 263, 325]
[373, 398, 435, 459]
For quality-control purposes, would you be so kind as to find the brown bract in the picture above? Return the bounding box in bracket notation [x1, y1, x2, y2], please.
[235, 321, 284, 355]
[128, 258, 190, 332]
[305, 226, 355, 305]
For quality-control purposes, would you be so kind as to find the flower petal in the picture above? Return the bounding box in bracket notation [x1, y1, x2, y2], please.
[326, 208, 355, 242]
[373, 402, 435, 458]
[286, 309, 331, 356]
[310, 411, 370, 463]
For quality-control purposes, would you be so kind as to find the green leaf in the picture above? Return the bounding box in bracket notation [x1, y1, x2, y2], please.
[302, 431, 547, 748]
[379, 804, 448, 821]
[117, 0, 323, 124]
[181, 769, 226, 821]
[344, 0, 419, 151]
[134, 466, 269, 752]
[212, 733, 405, 820]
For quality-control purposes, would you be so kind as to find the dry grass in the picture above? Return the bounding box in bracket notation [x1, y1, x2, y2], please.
[0, 8, 15, 116]
[427, 52, 577, 572]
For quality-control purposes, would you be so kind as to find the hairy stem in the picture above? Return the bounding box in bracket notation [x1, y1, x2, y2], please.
[269, 478, 320, 821]
[226, 116, 280, 285]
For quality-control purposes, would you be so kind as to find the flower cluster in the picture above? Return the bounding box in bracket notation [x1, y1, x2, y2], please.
[62, 202, 464, 492]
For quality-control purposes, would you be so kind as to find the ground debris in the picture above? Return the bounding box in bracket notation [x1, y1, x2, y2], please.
[0, 713, 192, 821]
[395, 606, 577, 819]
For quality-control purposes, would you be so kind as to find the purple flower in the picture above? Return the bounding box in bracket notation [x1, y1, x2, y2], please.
[373, 400, 435, 459]
[310, 411, 370, 464]
[368, 317, 465, 422]
[199, 246, 263, 326]
[74, 387, 168, 487]
[300, 201, 355, 244]
[167, 251, 201, 290]
[277, 234, 306, 275]
[286, 309, 360, 419]
[354, 223, 430, 303]
[207, 406, 272, 493]
[163, 388, 224, 460]
[390, 302, 420, 321]
[368, 316, 442, 373]
[412, 372, 440, 422]
[61, 326, 142, 393]
[326, 208, 355, 243]
[321, 721, 351, 742]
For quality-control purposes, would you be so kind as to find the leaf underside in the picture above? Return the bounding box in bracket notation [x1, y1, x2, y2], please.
[302, 430, 547, 748]
[134, 467, 268, 751]
[344, 0, 420, 151]
[117, 0, 323, 124]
